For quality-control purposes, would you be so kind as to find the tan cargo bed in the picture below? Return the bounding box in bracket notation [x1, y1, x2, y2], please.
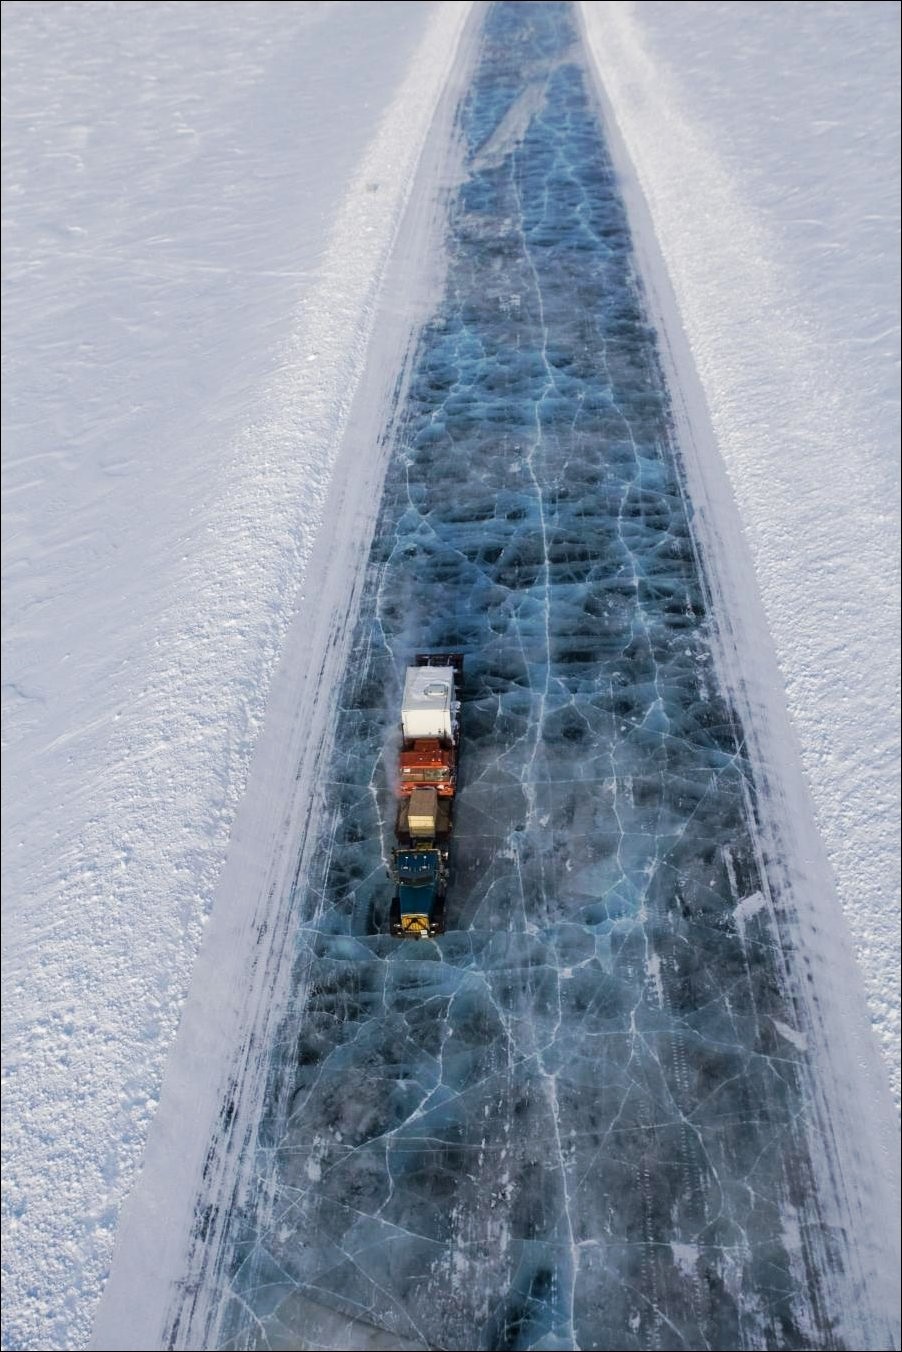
[396, 794, 452, 844]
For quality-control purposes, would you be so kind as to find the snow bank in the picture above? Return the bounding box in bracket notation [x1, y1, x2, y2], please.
[581, 0, 901, 1108]
[1, 2, 470, 1347]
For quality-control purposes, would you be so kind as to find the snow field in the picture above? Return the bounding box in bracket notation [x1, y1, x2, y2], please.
[1, 3, 471, 1348]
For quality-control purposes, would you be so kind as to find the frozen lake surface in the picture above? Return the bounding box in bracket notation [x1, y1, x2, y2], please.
[4, 2, 898, 1348]
[199, 6, 893, 1348]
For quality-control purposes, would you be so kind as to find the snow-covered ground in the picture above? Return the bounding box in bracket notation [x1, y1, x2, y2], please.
[582, 0, 901, 1107]
[1, 3, 470, 1348]
[3, 1, 899, 1349]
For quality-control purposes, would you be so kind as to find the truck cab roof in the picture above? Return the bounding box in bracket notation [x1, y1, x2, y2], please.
[394, 850, 439, 882]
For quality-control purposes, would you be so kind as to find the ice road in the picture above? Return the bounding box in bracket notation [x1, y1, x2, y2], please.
[99, 5, 897, 1350]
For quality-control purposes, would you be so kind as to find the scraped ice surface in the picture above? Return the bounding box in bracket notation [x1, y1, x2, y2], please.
[205, 6, 896, 1350]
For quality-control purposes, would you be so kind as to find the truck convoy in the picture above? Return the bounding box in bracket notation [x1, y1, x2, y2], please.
[389, 654, 462, 938]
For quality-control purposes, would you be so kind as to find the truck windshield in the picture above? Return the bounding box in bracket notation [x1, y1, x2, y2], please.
[399, 871, 434, 886]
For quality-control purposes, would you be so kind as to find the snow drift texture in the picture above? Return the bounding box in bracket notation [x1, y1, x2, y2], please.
[1, 2, 469, 1348]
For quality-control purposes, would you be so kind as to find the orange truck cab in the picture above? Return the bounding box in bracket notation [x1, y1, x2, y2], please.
[398, 739, 456, 797]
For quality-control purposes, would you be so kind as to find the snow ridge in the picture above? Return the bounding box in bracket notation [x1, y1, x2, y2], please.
[581, 0, 901, 1109]
[2, 4, 471, 1348]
